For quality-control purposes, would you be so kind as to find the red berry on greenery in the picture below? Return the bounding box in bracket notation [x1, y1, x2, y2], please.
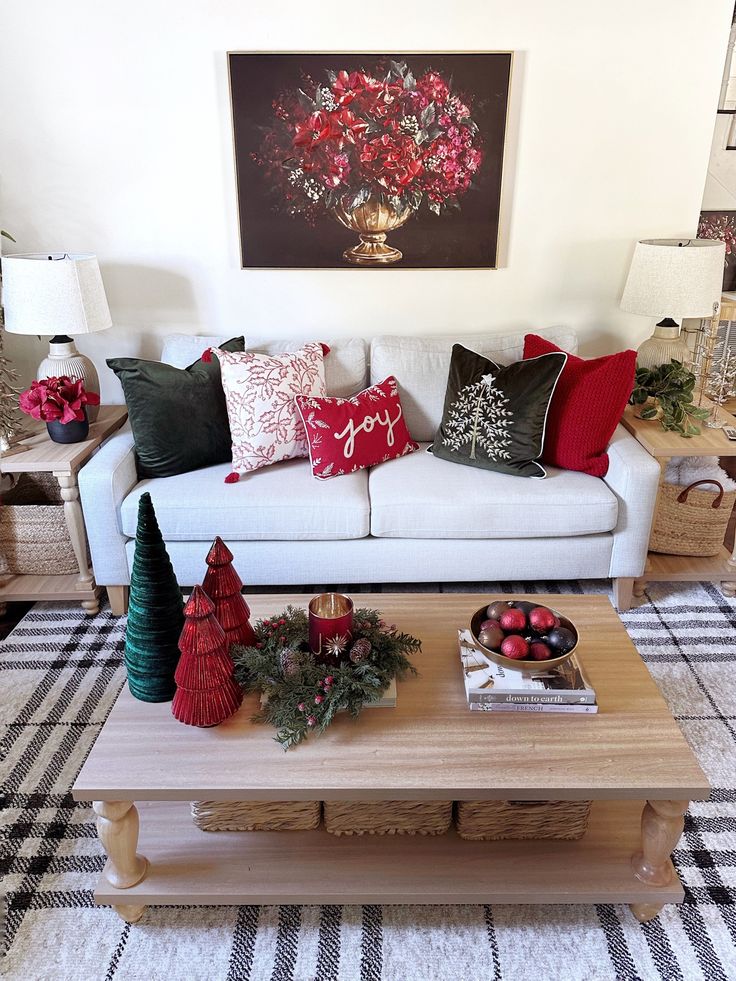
[325, 675, 334, 684]
[255, 642, 263, 649]
[315, 695, 324, 704]
[307, 715, 317, 726]
[297, 702, 305, 711]
[279, 619, 286, 625]
[280, 635, 286, 642]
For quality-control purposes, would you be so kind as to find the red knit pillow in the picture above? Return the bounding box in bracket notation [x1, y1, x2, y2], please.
[295, 376, 418, 479]
[522, 335, 636, 477]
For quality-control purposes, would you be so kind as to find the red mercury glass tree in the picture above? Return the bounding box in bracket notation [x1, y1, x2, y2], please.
[172, 585, 243, 728]
[202, 536, 257, 653]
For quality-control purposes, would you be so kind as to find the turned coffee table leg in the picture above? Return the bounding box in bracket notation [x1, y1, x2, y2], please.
[93, 800, 149, 922]
[629, 799, 688, 923]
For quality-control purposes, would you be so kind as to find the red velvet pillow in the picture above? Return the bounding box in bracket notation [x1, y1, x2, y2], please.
[522, 334, 636, 477]
[294, 376, 418, 479]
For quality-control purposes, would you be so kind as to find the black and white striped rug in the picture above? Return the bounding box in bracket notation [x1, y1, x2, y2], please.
[2, 581, 736, 981]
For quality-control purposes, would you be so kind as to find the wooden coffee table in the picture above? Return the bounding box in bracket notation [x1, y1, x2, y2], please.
[72, 593, 709, 925]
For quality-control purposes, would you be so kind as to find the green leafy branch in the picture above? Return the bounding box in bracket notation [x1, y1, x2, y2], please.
[629, 359, 709, 437]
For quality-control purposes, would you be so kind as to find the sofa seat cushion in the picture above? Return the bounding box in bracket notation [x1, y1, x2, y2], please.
[121, 460, 370, 541]
[369, 444, 618, 539]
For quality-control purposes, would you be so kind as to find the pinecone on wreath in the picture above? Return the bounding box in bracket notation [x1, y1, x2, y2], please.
[280, 648, 302, 678]
[349, 638, 372, 664]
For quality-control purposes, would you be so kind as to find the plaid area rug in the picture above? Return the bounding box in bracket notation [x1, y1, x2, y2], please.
[2, 581, 736, 981]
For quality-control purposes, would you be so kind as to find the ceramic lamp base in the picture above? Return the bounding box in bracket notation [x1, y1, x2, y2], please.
[37, 338, 100, 422]
[636, 320, 691, 371]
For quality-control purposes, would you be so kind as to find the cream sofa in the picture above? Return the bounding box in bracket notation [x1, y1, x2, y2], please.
[79, 328, 660, 615]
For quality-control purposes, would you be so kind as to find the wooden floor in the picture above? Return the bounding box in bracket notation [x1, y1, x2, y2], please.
[95, 798, 683, 908]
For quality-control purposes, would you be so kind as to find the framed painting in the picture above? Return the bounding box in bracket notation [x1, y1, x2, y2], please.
[228, 52, 513, 269]
[698, 210, 736, 290]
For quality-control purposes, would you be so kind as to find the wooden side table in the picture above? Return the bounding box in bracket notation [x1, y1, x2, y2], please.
[620, 401, 736, 609]
[0, 405, 128, 615]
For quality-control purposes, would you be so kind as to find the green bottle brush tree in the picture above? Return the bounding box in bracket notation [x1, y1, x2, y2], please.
[629, 359, 709, 437]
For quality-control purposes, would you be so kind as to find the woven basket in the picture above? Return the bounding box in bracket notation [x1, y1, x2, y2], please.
[0, 473, 78, 576]
[191, 800, 321, 832]
[456, 799, 592, 841]
[324, 800, 452, 836]
[649, 479, 736, 557]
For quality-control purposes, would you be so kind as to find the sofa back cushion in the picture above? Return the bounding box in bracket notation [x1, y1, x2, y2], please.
[370, 329, 578, 441]
[161, 334, 367, 398]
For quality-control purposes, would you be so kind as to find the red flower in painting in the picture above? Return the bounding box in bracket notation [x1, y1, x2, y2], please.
[256, 60, 483, 223]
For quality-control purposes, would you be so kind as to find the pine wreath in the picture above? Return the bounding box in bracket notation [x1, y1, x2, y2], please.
[231, 606, 421, 750]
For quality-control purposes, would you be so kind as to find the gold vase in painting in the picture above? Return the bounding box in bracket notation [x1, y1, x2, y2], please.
[332, 197, 412, 265]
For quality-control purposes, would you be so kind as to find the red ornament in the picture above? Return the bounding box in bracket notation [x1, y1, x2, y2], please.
[528, 606, 557, 634]
[500, 635, 529, 660]
[529, 641, 553, 661]
[172, 586, 243, 727]
[499, 608, 527, 634]
[202, 536, 257, 651]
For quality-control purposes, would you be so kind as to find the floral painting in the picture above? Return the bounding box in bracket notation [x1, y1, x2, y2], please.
[698, 210, 736, 290]
[228, 53, 512, 268]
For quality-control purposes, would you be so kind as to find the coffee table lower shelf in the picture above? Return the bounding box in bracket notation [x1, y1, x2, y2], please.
[95, 799, 683, 912]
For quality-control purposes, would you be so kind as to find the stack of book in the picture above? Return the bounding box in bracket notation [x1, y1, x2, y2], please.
[458, 628, 598, 714]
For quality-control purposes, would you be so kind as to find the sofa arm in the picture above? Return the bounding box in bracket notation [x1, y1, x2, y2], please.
[603, 424, 660, 578]
[79, 422, 137, 585]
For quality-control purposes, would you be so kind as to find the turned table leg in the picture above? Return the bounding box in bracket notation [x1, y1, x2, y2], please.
[93, 800, 149, 922]
[630, 799, 688, 923]
[55, 470, 101, 615]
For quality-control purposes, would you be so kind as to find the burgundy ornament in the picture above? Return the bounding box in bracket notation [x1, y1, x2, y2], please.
[499, 608, 527, 634]
[528, 606, 557, 634]
[500, 635, 529, 660]
[529, 640, 553, 661]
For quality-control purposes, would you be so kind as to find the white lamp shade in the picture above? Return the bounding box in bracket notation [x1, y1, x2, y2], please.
[1, 252, 112, 336]
[620, 238, 726, 318]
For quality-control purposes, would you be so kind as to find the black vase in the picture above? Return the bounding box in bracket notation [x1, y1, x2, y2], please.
[46, 411, 89, 444]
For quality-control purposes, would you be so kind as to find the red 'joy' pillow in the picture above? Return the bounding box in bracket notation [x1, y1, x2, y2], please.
[294, 376, 418, 479]
[522, 334, 636, 477]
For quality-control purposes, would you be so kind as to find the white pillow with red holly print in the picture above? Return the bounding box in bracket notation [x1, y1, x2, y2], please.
[214, 342, 327, 479]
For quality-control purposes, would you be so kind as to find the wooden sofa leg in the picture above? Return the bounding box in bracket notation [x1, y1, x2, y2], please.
[613, 578, 634, 612]
[107, 586, 129, 616]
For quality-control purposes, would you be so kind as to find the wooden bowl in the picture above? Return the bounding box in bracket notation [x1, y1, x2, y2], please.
[469, 603, 579, 671]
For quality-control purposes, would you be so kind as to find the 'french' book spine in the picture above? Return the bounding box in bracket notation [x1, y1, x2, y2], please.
[468, 690, 597, 706]
[470, 701, 599, 714]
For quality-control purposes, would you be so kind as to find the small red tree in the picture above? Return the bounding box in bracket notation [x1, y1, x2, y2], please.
[172, 585, 243, 727]
[202, 536, 257, 650]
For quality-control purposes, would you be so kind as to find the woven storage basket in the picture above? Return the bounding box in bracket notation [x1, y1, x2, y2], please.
[324, 800, 452, 836]
[0, 473, 78, 576]
[649, 479, 736, 557]
[456, 799, 592, 841]
[191, 800, 321, 832]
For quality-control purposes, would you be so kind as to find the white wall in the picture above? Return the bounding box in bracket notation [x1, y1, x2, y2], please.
[0, 0, 732, 401]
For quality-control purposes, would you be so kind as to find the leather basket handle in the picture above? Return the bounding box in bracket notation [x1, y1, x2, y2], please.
[676, 479, 725, 509]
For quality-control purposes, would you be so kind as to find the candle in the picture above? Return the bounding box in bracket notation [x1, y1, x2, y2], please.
[309, 593, 354, 666]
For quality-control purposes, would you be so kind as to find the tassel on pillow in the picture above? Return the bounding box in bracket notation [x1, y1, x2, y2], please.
[224, 472, 240, 484]
[201, 348, 213, 363]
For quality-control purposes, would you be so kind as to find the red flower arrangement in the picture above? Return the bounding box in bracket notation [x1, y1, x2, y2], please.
[19, 376, 100, 424]
[252, 60, 483, 222]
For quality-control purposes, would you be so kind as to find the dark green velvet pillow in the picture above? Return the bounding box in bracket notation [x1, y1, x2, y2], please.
[430, 344, 567, 478]
[107, 337, 245, 478]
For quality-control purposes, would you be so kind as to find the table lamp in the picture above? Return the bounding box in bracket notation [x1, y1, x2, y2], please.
[1, 252, 112, 421]
[620, 238, 725, 369]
